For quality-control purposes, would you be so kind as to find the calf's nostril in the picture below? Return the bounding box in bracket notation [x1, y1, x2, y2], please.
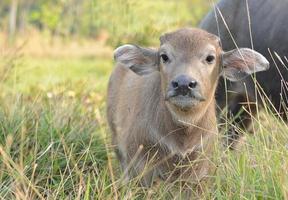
[188, 81, 197, 89]
[172, 81, 179, 89]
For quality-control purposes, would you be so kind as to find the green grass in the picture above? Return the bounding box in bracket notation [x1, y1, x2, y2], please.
[6, 57, 112, 93]
[0, 54, 287, 199]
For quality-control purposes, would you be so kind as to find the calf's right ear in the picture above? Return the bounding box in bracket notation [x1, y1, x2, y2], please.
[221, 48, 270, 81]
[114, 44, 159, 76]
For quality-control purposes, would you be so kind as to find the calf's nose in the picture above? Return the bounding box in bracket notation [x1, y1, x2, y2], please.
[171, 75, 198, 95]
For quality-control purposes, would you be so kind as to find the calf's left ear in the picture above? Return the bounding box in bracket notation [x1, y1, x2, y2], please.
[221, 48, 269, 81]
[114, 44, 159, 76]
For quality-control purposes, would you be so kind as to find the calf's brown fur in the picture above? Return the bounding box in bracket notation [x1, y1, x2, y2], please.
[107, 28, 269, 187]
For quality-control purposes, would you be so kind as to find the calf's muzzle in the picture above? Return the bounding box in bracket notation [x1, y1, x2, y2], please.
[171, 75, 198, 96]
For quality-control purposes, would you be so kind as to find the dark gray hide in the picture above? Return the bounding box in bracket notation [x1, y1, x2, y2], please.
[200, 0, 288, 148]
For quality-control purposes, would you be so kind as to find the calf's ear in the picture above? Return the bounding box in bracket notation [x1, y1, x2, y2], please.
[221, 48, 269, 81]
[114, 44, 159, 76]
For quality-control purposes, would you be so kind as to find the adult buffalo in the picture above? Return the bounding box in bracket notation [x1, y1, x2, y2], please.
[200, 0, 288, 148]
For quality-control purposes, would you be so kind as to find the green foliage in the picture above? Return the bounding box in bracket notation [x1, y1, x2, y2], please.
[0, 0, 210, 46]
[89, 0, 210, 45]
[29, 0, 63, 31]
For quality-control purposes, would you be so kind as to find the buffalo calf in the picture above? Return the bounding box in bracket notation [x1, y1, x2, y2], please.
[107, 28, 269, 187]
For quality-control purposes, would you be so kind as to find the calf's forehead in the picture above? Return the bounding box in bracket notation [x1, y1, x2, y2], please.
[160, 28, 220, 53]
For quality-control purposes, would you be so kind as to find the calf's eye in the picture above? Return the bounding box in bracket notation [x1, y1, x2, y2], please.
[206, 55, 215, 64]
[160, 54, 170, 63]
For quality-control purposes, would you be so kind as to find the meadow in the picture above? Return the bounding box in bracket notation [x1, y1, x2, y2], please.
[0, 0, 288, 199]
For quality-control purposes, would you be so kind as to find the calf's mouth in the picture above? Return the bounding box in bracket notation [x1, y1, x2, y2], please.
[165, 90, 206, 111]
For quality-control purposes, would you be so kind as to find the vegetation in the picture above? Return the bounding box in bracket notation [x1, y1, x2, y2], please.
[1, 0, 209, 46]
[0, 0, 287, 199]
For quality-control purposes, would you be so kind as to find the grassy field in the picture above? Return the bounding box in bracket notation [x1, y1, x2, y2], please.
[0, 51, 287, 199]
[0, 0, 287, 199]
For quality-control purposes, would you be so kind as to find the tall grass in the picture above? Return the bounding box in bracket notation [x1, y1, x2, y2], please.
[0, 52, 286, 200]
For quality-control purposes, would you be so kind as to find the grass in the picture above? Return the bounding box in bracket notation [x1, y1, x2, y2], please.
[0, 51, 287, 199]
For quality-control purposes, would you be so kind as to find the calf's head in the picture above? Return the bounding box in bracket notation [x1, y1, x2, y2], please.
[114, 28, 269, 116]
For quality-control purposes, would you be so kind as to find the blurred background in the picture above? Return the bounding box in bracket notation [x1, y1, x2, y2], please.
[1, 0, 209, 51]
[0, 0, 210, 93]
